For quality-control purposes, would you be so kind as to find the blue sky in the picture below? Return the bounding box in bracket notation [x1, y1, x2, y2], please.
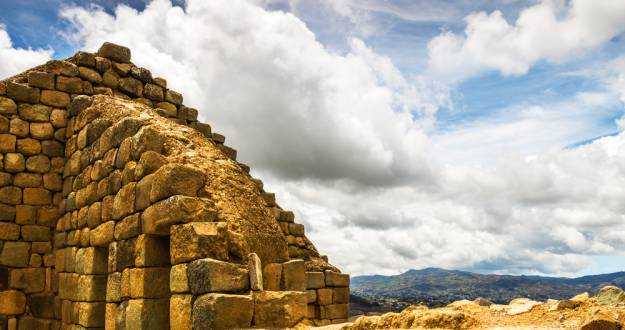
[2, 0, 625, 277]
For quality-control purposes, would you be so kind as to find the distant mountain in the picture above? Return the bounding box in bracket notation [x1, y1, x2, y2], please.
[350, 267, 625, 309]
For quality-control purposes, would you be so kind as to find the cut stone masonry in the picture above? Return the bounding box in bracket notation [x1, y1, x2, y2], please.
[0, 42, 349, 329]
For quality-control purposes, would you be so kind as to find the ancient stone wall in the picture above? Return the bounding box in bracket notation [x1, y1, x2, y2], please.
[0, 42, 349, 329]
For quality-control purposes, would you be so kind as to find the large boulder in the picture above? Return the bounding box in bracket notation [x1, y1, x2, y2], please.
[596, 286, 625, 305]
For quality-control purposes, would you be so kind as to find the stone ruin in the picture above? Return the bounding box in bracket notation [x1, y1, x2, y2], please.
[0, 42, 349, 329]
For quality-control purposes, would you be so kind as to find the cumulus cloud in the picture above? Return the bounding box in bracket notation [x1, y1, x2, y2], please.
[59, 0, 625, 276]
[428, 0, 625, 81]
[0, 26, 52, 79]
[61, 0, 446, 186]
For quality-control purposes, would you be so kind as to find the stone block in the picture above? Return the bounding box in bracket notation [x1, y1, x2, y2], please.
[306, 271, 325, 289]
[97, 42, 131, 63]
[90, 221, 115, 247]
[7, 82, 40, 103]
[0, 134, 15, 153]
[23, 187, 51, 205]
[333, 287, 350, 304]
[0, 97, 17, 115]
[134, 234, 169, 267]
[130, 66, 152, 83]
[105, 303, 117, 329]
[248, 252, 263, 291]
[14, 172, 42, 188]
[4, 153, 25, 173]
[0, 222, 20, 240]
[149, 163, 205, 203]
[67, 95, 92, 117]
[170, 294, 192, 330]
[50, 108, 67, 128]
[143, 195, 216, 235]
[134, 151, 166, 178]
[253, 291, 307, 328]
[0, 173, 10, 187]
[40, 90, 70, 108]
[189, 122, 212, 138]
[307, 289, 317, 304]
[25, 155, 51, 174]
[30, 122, 54, 139]
[114, 213, 141, 240]
[320, 303, 349, 320]
[21, 225, 50, 241]
[155, 102, 177, 116]
[56, 76, 83, 93]
[118, 77, 143, 97]
[125, 298, 169, 330]
[82, 247, 108, 275]
[283, 259, 306, 291]
[143, 83, 163, 101]
[130, 267, 170, 298]
[192, 293, 253, 330]
[325, 270, 350, 287]
[178, 106, 198, 121]
[79, 66, 102, 84]
[0, 242, 30, 267]
[317, 288, 333, 305]
[9, 267, 45, 293]
[74, 51, 96, 67]
[9, 121, 27, 142]
[0, 187, 20, 205]
[77, 301, 106, 327]
[111, 182, 136, 220]
[170, 264, 189, 293]
[106, 272, 121, 302]
[28, 71, 55, 89]
[28, 294, 55, 318]
[263, 263, 282, 291]
[165, 90, 183, 105]
[0, 204, 15, 221]
[45, 60, 79, 76]
[42, 140, 64, 157]
[0, 290, 26, 315]
[16, 138, 41, 155]
[170, 222, 227, 264]
[187, 258, 249, 294]
[76, 275, 107, 301]
[134, 173, 153, 211]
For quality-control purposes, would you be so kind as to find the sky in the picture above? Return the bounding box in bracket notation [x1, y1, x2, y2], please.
[2, 0, 625, 277]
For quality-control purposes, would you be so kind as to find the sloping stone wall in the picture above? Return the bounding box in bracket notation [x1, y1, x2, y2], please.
[0, 42, 349, 329]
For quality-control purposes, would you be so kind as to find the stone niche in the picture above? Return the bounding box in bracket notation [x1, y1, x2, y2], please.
[0, 42, 349, 329]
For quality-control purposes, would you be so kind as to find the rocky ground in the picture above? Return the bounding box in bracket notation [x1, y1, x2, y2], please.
[327, 285, 625, 329]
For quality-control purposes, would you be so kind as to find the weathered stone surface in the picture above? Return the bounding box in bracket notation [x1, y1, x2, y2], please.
[0, 222, 20, 241]
[0, 241, 30, 267]
[81, 247, 108, 275]
[156, 101, 177, 117]
[23, 187, 51, 205]
[143, 83, 164, 101]
[79, 66, 103, 84]
[0, 186, 22, 205]
[19, 103, 50, 122]
[143, 195, 216, 235]
[325, 270, 350, 287]
[171, 263, 189, 293]
[114, 213, 141, 240]
[125, 298, 169, 330]
[131, 125, 165, 159]
[9, 118, 29, 137]
[29, 122, 54, 139]
[0, 290, 26, 314]
[97, 42, 131, 63]
[28, 294, 55, 318]
[16, 138, 41, 155]
[130, 66, 152, 83]
[134, 234, 169, 267]
[76, 275, 107, 301]
[90, 221, 115, 247]
[248, 252, 263, 291]
[9, 267, 45, 293]
[106, 272, 121, 302]
[0, 203, 16, 221]
[306, 271, 325, 289]
[263, 263, 282, 291]
[320, 303, 349, 320]
[112, 182, 136, 220]
[580, 318, 621, 330]
[134, 173, 153, 211]
[45, 60, 79, 76]
[21, 225, 50, 241]
[253, 291, 307, 328]
[7, 82, 40, 103]
[187, 258, 249, 294]
[76, 301, 106, 327]
[68, 95, 93, 116]
[134, 151, 166, 179]
[118, 77, 143, 97]
[28, 71, 55, 89]
[192, 293, 253, 330]
[170, 222, 227, 264]
[149, 163, 205, 202]
[165, 89, 183, 105]
[56, 76, 83, 93]
[170, 294, 193, 330]
[4, 153, 25, 173]
[507, 298, 542, 315]
[0, 134, 15, 153]
[40, 90, 70, 108]
[596, 285, 625, 305]
[333, 287, 349, 304]
[130, 267, 170, 298]
[317, 288, 332, 305]
[283, 259, 306, 291]
[0, 97, 17, 115]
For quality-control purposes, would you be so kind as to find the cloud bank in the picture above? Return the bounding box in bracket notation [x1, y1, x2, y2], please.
[59, 0, 625, 276]
[428, 0, 625, 81]
[0, 26, 52, 79]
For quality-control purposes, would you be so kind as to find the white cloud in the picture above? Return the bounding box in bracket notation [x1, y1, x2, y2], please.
[59, 0, 625, 277]
[0, 26, 53, 79]
[61, 0, 445, 186]
[428, 0, 625, 81]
